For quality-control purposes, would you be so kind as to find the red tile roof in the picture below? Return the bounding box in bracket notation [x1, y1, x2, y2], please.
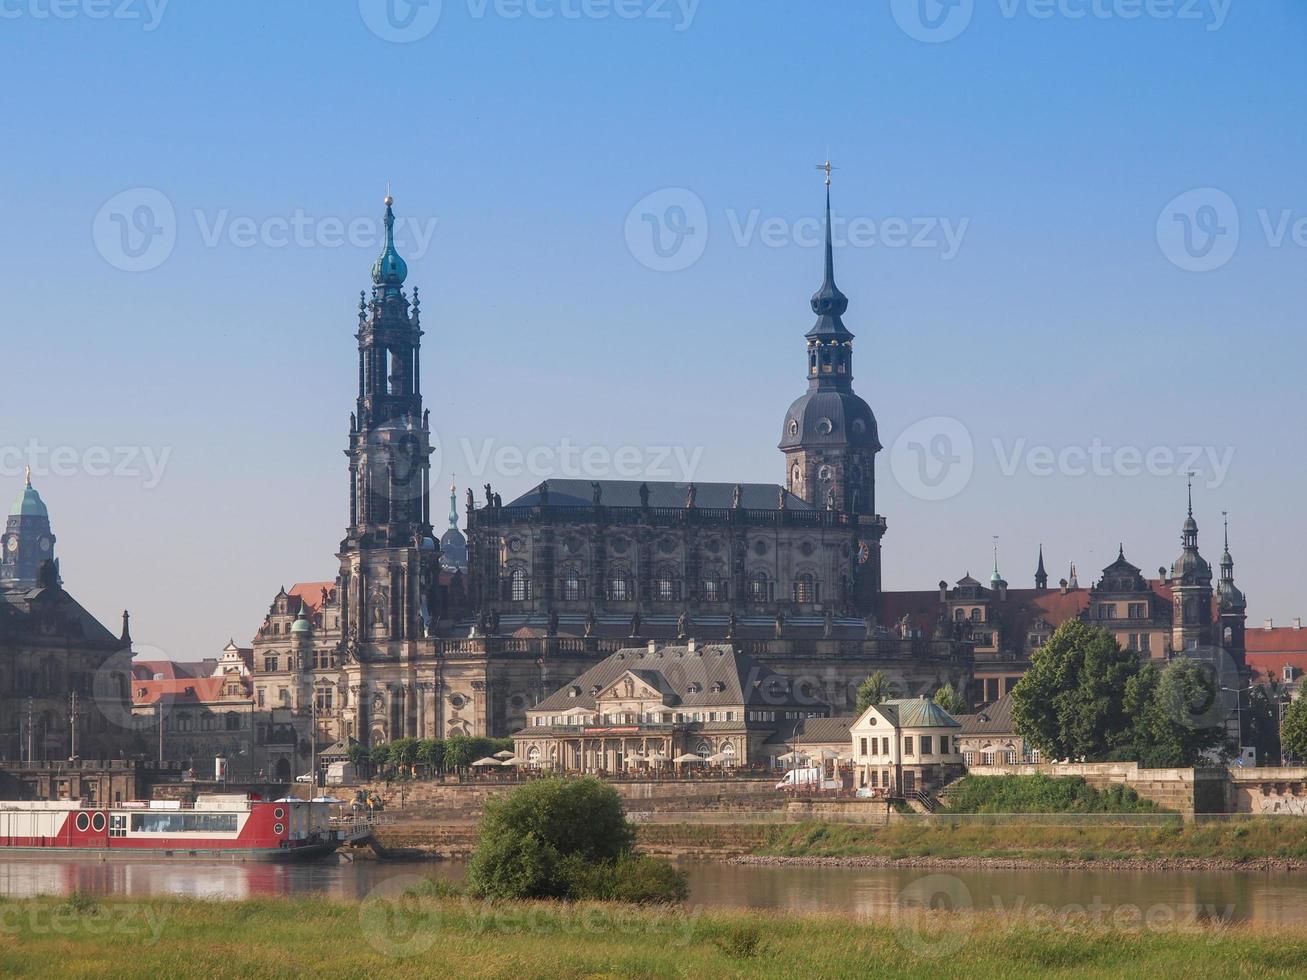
[1247, 627, 1307, 655]
[132, 676, 247, 706]
[289, 582, 336, 614]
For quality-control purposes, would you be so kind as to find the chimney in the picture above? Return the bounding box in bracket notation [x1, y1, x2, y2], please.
[1294, 618, 1302, 631]
[687, 637, 697, 652]
[648, 640, 657, 654]
[1264, 619, 1274, 631]
[938, 580, 948, 602]
[1059, 578, 1069, 595]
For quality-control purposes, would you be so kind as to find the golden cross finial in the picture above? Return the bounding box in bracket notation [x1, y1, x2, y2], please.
[816, 159, 835, 186]
[23, 465, 30, 487]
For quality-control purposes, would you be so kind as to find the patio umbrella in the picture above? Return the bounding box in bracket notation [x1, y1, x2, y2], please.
[706, 752, 732, 764]
[499, 756, 523, 766]
[471, 757, 503, 767]
[493, 750, 515, 760]
[672, 753, 705, 764]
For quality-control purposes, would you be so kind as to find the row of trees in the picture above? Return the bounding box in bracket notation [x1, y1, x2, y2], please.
[854, 671, 967, 716]
[345, 735, 515, 778]
[1012, 620, 1230, 767]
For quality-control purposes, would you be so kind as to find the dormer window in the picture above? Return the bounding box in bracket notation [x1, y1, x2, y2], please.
[687, 682, 702, 694]
[711, 681, 725, 694]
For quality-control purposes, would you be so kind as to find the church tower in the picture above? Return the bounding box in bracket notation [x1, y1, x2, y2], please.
[1169, 479, 1214, 652]
[779, 166, 886, 614]
[1216, 513, 1247, 664]
[1, 470, 57, 590]
[779, 170, 882, 516]
[338, 191, 441, 663]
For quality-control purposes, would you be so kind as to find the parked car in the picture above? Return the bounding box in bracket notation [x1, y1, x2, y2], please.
[295, 772, 315, 783]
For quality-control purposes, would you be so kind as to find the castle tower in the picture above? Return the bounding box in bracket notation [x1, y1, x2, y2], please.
[1034, 544, 1048, 590]
[1169, 479, 1214, 652]
[1216, 513, 1247, 664]
[338, 191, 441, 662]
[779, 170, 882, 515]
[1, 470, 57, 590]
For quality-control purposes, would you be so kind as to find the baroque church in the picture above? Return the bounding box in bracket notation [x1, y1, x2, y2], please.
[0, 473, 136, 763]
[248, 183, 1248, 747]
[248, 183, 971, 744]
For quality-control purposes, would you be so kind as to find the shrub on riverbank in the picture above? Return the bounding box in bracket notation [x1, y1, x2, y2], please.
[466, 777, 687, 903]
[939, 775, 1163, 814]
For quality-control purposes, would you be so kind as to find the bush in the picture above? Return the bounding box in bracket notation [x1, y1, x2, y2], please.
[466, 778, 685, 903]
[940, 775, 1163, 814]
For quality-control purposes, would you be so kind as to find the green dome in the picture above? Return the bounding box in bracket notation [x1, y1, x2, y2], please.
[371, 195, 408, 287]
[9, 480, 48, 519]
[291, 608, 312, 634]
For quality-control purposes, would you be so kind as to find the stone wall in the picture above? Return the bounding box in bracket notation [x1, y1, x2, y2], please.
[1226, 767, 1307, 815]
[966, 762, 1228, 816]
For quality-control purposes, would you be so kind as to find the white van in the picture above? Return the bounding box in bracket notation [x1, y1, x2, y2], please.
[775, 766, 841, 791]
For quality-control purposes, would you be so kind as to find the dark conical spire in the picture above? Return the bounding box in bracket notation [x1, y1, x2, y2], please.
[1035, 544, 1048, 589]
[807, 165, 853, 341]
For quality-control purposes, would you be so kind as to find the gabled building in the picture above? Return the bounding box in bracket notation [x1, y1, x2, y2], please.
[513, 643, 829, 772]
[850, 697, 963, 795]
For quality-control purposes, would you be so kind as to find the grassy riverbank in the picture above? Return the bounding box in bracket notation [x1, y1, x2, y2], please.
[753, 818, 1307, 866]
[0, 894, 1303, 979]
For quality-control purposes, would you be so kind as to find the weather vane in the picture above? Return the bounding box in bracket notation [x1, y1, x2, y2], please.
[816, 158, 835, 186]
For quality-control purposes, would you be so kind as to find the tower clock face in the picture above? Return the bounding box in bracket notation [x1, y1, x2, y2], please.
[38, 537, 51, 553]
[4, 537, 16, 553]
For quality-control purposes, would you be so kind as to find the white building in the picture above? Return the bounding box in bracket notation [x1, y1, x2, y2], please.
[850, 697, 963, 796]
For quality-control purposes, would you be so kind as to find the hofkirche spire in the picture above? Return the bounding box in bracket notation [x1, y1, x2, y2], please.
[371, 187, 408, 293]
[808, 163, 853, 341]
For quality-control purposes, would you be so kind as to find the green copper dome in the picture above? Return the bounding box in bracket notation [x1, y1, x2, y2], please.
[291, 607, 312, 633]
[371, 194, 408, 287]
[9, 475, 48, 519]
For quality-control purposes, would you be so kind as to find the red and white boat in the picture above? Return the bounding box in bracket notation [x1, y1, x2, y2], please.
[0, 795, 343, 862]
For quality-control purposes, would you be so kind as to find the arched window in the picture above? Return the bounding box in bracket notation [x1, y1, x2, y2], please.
[653, 564, 679, 602]
[695, 740, 712, 758]
[702, 578, 719, 603]
[794, 573, 817, 603]
[748, 572, 769, 603]
[722, 742, 736, 764]
[954, 608, 965, 622]
[970, 608, 981, 622]
[607, 565, 632, 601]
[561, 566, 583, 602]
[510, 568, 529, 602]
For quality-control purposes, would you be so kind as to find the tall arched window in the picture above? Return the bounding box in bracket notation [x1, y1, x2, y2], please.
[748, 572, 769, 603]
[562, 567, 582, 602]
[653, 564, 679, 602]
[794, 573, 817, 603]
[607, 565, 632, 601]
[510, 569, 529, 602]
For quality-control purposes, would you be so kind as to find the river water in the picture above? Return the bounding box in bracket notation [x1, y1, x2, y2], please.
[1, 858, 1305, 928]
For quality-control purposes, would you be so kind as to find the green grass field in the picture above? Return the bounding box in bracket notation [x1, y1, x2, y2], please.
[756, 818, 1307, 864]
[0, 893, 1304, 979]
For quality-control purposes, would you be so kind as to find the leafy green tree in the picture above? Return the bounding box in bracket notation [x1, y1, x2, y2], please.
[1128, 659, 1227, 768]
[368, 742, 392, 772]
[1011, 620, 1141, 761]
[390, 737, 420, 775]
[466, 777, 685, 902]
[933, 683, 967, 716]
[346, 743, 370, 773]
[1244, 684, 1282, 766]
[443, 735, 474, 773]
[855, 671, 897, 714]
[417, 738, 445, 776]
[1283, 696, 1307, 764]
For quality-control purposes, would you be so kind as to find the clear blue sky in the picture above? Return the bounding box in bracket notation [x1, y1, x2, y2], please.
[2, 1, 1304, 660]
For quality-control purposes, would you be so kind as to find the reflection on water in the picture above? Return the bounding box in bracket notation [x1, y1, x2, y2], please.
[1, 858, 1305, 929]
